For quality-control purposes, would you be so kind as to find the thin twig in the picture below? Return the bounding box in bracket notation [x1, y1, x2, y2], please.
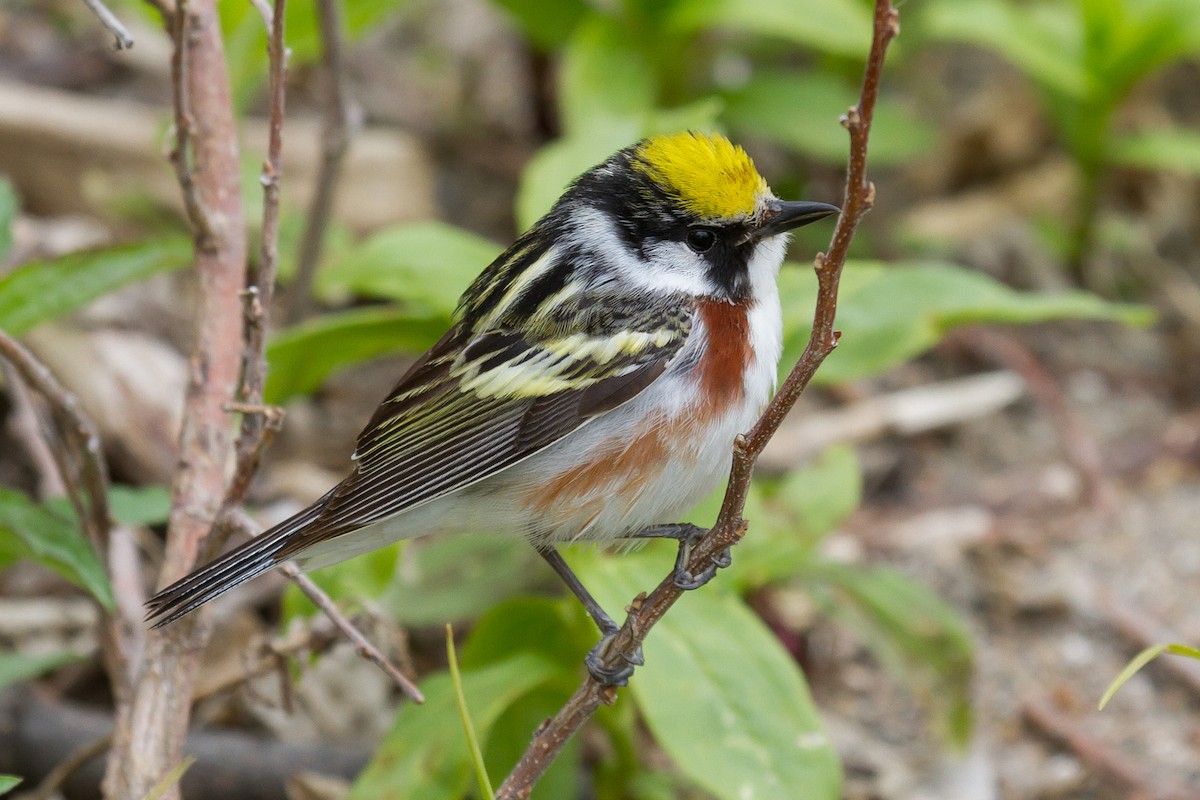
[0, 332, 128, 701]
[949, 326, 1115, 513]
[279, 562, 425, 703]
[1022, 695, 1190, 800]
[218, 0, 289, 540]
[2, 362, 67, 497]
[26, 733, 113, 800]
[166, 0, 216, 250]
[496, 3, 900, 796]
[282, 0, 350, 324]
[80, 0, 135, 49]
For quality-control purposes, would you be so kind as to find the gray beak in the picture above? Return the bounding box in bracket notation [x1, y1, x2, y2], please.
[754, 200, 840, 239]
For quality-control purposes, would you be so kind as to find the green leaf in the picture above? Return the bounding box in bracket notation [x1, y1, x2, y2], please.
[0, 237, 191, 335]
[1099, 642, 1200, 710]
[577, 554, 842, 800]
[1110, 129, 1200, 175]
[490, 0, 590, 49]
[318, 222, 502, 314]
[560, 17, 656, 134]
[265, 306, 446, 403]
[348, 654, 559, 800]
[0, 776, 21, 795]
[381, 534, 546, 627]
[457, 598, 584, 800]
[806, 563, 974, 745]
[723, 71, 935, 166]
[0, 649, 84, 690]
[0, 178, 17, 263]
[671, 0, 871, 58]
[780, 260, 1154, 385]
[108, 485, 172, 527]
[0, 488, 114, 608]
[922, 0, 1093, 99]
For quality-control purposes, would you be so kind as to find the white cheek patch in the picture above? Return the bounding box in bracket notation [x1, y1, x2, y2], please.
[567, 206, 718, 297]
[746, 233, 789, 296]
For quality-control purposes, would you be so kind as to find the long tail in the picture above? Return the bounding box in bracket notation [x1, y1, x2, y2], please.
[144, 494, 330, 628]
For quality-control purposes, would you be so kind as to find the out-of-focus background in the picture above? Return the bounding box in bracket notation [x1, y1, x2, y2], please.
[1, 0, 1199, 798]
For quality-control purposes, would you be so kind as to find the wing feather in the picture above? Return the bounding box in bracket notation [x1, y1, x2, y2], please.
[275, 301, 691, 560]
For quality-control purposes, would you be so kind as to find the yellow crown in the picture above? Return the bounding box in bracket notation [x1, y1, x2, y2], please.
[634, 132, 769, 221]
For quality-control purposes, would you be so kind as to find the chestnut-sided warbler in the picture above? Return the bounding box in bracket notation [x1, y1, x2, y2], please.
[147, 131, 838, 685]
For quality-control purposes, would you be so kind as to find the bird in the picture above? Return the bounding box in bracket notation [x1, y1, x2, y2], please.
[146, 131, 839, 685]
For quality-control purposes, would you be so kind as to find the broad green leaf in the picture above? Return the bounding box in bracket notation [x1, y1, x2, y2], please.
[348, 654, 559, 800]
[490, 0, 590, 49]
[459, 596, 593, 677]
[317, 222, 502, 314]
[0, 649, 84, 690]
[578, 553, 842, 800]
[264, 306, 445, 403]
[381, 534, 546, 627]
[0, 178, 17, 263]
[1110, 129, 1200, 175]
[723, 71, 935, 166]
[0, 776, 20, 795]
[780, 260, 1153, 385]
[671, 0, 870, 58]
[805, 563, 974, 744]
[922, 0, 1092, 99]
[0, 488, 114, 608]
[108, 485, 172, 527]
[560, 17, 656, 134]
[458, 598, 586, 800]
[1099, 642, 1200, 710]
[0, 237, 191, 335]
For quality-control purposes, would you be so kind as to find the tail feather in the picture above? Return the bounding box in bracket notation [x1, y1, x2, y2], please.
[145, 499, 328, 628]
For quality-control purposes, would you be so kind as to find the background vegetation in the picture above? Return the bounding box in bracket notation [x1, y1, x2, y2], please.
[1, 0, 1198, 798]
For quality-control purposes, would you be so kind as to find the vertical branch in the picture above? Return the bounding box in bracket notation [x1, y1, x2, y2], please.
[221, 0, 289, 522]
[282, 0, 350, 324]
[104, 0, 247, 796]
[495, 3, 900, 797]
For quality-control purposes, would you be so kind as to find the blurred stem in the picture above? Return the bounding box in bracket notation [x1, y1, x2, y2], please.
[282, 0, 349, 324]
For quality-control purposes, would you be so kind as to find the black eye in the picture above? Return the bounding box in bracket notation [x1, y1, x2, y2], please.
[686, 228, 717, 253]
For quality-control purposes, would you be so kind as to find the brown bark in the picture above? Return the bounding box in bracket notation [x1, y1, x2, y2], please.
[102, 0, 246, 796]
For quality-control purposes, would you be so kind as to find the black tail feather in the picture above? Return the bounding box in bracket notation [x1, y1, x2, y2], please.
[145, 500, 327, 627]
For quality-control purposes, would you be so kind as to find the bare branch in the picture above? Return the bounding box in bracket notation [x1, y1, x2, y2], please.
[81, 0, 135, 50]
[0, 332, 129, 702]
[282, 0, 351, 324]
[496, 3, 901, 795]
[279, 563, 425, 703]
[103, 0, 250, 794]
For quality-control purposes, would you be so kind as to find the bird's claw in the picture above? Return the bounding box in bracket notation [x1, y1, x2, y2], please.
[672, 546, 732, 590]
[585, 632, 644, 687]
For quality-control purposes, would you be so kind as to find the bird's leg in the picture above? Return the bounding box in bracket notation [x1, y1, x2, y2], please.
[628, 523, 731, 591]
[537, 546, 643, 686]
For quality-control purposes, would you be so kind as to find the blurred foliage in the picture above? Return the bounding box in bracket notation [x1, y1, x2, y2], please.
[921, 0, 1200, 270]
[0, 776, 20, 796]
[2, 0, 1192, 796]
[0, 650, 85, 691]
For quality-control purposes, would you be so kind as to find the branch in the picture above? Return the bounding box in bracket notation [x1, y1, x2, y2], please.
[215, 0, 290, 550]
[282, 0, 351, 324]
[81, 0, 135, 50]
[496, 3, 900, 795]
[103, 0, 250, 796]
[279, 563, 425, 703]
[0, 332, 129, 703]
